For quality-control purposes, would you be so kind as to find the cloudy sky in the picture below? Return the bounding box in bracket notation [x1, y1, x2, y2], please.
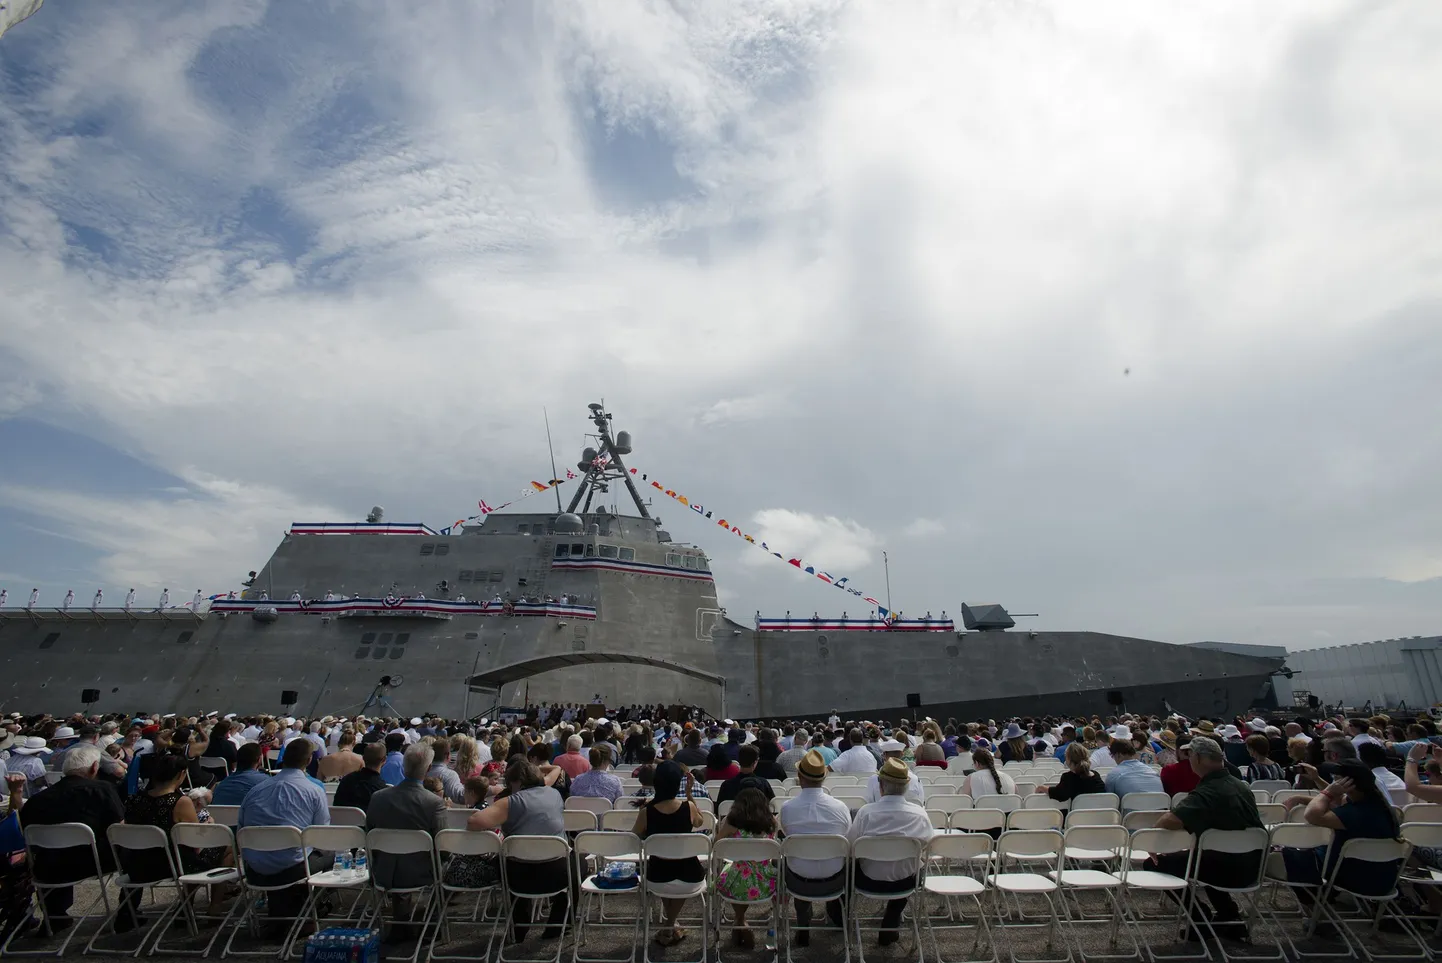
[1, 1, 1438, 651]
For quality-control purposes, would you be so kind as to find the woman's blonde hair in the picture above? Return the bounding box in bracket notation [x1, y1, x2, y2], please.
[1065, 740, 1092, 772]
[452, 734, 480, 777]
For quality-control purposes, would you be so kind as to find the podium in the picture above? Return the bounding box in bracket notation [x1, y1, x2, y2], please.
[585, 703, 607, 721]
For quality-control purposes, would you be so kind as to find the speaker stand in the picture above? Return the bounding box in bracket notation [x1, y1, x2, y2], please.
[348, 684, 402, 718]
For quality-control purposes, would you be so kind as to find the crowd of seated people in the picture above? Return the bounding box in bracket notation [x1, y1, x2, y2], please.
[0, 703, 1439, 952]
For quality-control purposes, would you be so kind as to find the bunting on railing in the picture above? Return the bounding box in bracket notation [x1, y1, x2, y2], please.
[626, 467, 897, 617]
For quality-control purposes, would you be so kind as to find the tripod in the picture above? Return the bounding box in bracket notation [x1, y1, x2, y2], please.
[348, 682, 401, 718]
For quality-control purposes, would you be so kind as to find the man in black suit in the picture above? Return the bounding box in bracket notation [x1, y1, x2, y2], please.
[334, 743, 388, 812]
[365, 743, 445, 893]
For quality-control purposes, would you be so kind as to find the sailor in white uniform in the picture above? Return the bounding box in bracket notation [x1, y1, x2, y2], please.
[93, 589, 103, 610]
[158, 588, 170, 609]
[0, 589, 7, 607]
[289, 591, 302, 601]
[324, 591, 335, 601]
[191, 590, 202, 610]
[62, 590, 74, 610]
[125, 589, 135, 611]
[27, 588, 38, 609]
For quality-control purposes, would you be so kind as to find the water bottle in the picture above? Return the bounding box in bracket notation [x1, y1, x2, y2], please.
[333, 850, 352, 875]
[352, 847, 367, 879]
[765, 927, 776, 951]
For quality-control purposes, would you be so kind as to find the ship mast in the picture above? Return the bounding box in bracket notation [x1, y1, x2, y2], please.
[565, 402, 652, 520]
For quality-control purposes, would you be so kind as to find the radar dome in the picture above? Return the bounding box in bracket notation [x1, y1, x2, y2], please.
[554, 513, 585, 535]
[614, 431, 633, 454]
[366, 506, 385, 523]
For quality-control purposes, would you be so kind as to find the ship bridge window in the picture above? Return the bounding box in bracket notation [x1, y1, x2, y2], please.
[619, 548, 635, 561]
[554, 544, 568, 559]
[599, 544, 618, 559]
[698, 557, 710, 572]
[459, 570, 473, 582]
[419, 543, 435, 556]
[395, 633, 410, 645]
[683, 556, 696, 569]
[584, 543, 596, 557]
[488, 570, 504, 582]
[665, 552, 682, 567]
[434, 543, 449, 556]
[570, 543, 585, 557]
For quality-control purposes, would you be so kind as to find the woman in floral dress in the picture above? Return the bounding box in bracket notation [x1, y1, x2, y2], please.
[714, 788, 778, 949]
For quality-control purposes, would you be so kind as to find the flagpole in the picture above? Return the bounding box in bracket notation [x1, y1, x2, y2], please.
[543, 408, 563, 514]
[883, 551, 892, 613]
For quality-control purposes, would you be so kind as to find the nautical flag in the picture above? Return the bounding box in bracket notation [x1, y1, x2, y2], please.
[478, 499, 495, 514]
[567, 470, 577, 479]
[530, 481, 549, 492]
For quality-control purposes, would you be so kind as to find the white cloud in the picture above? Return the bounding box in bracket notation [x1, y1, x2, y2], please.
[902, 518, 945, 538]
[746, 508, 879, 572]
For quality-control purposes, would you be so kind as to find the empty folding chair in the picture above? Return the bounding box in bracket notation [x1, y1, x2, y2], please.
[1072, 793, 1121, 812]
[1025, 795, 1069, 811]
[563, 797, 611, 818]
[572, 831, 642, 963]
[1014, 782, 1039, 797]
[1067, 810, 1121, 829]
[849, 836, 925, 963]
[921, 833, 995, 963]
[600, 810, 637, 833]
[431, 828, 503, 963]
[929, 794, 974, 817]
[1315, 837, 1426, 961]
[640, 833, 710, 963]
[329, 805, 367, 827]
[1254, 804, 1286, 829]
[86, 823, 185, 956]
[1118, 827, 1193, 934]
[1052, 826, 1136, 961]
[208, 804, 240, 827]
[563, 811, 598, 835]
[0, 822, 112, 957]
[716, 799, 734, 821]
[361, 828, 443, 963]
[927, 810, 952, 834]
[287, 824, 370, 958]
[952, 810, 1006, 840]
[779, 834, 850, 963]
[834, 795, 868, 814]
[1189, 828, 1277, 961]
[1272, 790, 1318, 810]
[1121, 811, 1168, 833]
[1258, 823, 1336, 959]
[987, 829, 1070, 963]
[705, 781, 725, 798]
[712, 836, 782, 963]
[199, 756, 232, 784]
[1248, 780, 1290, 796]
[224, 825, 313, 958]
[1010, 810, 1064, 833]
[1251, 790, 1271, 805]
[1402, 802, 1442, 825]
[444, 809, 474, 830]
[1120, 792, 1170, 814]
[974, 794, 1023, 814]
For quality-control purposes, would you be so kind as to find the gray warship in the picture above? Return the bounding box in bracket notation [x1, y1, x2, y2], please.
[0, 403, 1289, 722]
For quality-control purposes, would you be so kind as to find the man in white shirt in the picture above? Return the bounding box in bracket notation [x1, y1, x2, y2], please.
[1090, 725, 1129, 768]
[828, 711, 841, 730]
[848, 758, 934, 945]
[830, 729, 879, 774]
[779, 749, 852, 944]
[1347, 718, 1381, 750]
[862, 740, 924, 806]
[1356, 742, 1406, 795]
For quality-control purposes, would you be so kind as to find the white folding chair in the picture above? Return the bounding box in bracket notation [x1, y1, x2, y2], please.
[715, 800, 734, 821]
[1055, 825, 1137, 961]
[1122, 811, 1169, 833]
[208, 804, 240, 827]
[1067, 810, 1121, 828]
[834, 795, 868, 814]
[86, 823, 185, 956]
[974, 794, 1023, 814]
[1120, 792, 1170, 814]
[1273, 790, 1319, 809]
[1259, 823, 1338, 959]
[0, 823, 113, 958]
[1249, 780, 1290, 795]
[929, 794, 975, 817]
[1118, 828, 1197, 961]
[1010, 810, 1064, 832]
[285, 824, 369, 959]
[921, 833, 995, 963]
[431, 828, 503, 963]
[1015, 782, 1039, 797]
[640, 833, 710, 963]
[328, 805, 367, 827]
[1025, 794, 1069, 811]
[1255, 804, 1286, 829]
[711, 836, 782, 963]
[1171, 793, 1190, 808]
[1072, 794, 1121, 812]
[1399, 822, 1442, 940]
[562, 811, 598, 835]
[779, 834, 850, 963]
[150, 821, 241, 957]
[849, 835, 925, 963]
[1402, 802, 1442, 825]
[987, 829, 1070, 963]
[599, 810, 637, 833]
[704, 781, 725, 798]
[564, 797, 611, 817]
[444, 809, 474, 830]
[1189, 828, 1278, 962]
[573, 831, 641, 963]
[952, 810, 1006, 839]
[362, 828, 443, 963]
[224, 825, 312, 958]
[1315, 837, 1426, 961]
[499, 835, 574, 963]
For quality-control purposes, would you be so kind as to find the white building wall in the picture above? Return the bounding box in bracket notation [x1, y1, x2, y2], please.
[1287, 637, 1441, 709]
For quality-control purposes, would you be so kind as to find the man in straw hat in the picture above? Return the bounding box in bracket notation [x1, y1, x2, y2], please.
[778, 749, 853, 944]
[862, 738, 924, 806]
[846, 758, 934, 945]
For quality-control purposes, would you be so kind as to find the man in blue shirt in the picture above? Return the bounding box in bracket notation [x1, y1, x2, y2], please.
[379, 733, 407, 786]
[1103, 737, 1164, 804]
[1053, 727, 1077, 762]
[238, 738, 329, 924]
[212, 744, 268, 806]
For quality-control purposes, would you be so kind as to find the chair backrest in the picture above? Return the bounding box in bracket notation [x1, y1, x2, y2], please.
[925, 832, 993, 867]
[928, 794, 973, 815]
[1008, 809, 1062, 831]
[1272, 790, 1317, 807]
[304, 824, 365, 853]
[563, 810, 598, 833]
[1268, 823, 1332, 850]
[833, 795, 868, 812]
[443, 809, 473, 830]
[107, 822, 170, 852]
[575, 830, 641, 862]
[1067, 809, 1120, 827]
[1121, 791, 1170, 812]
[946, 756, 970, 771]
[502, 835, 571, 897]
[1122, 810, 1169, 832]
[564, 796, 611, 816]
[851, 835, 923, 868]
[704, 781, 724, 797]
[1071, 793, 1120, 811]
[1255, 803, 1286, 826]
[698, 811, 717, 834]
[1386, 788, 1411, 807]
[1170, 792, 1189, 807]
[600, 810, 637, 832]
[1328, 838, 1411, 894]
[329, 805, 367, 826]
[1012, 782, 1037, 796]
[713, 836, 781, 868]
[237, 825, 304, 853]
[1023, 794, 1067, 810]
[642, 832, 709, 861]
[436, 828, 502, 858]
[829, 775, 861, 786]
[1402, 802, 1442, 825]
[1064, 825, 1128, 859]
[199, 756, 230, 773]
[1249, 779, 1290, 794]
[1196, 826, 1268, 888]
[1286, 805, 1308, 823]
[208, 804, 240, 826]
[716, 800, 733, 820]
[1400, 822, 1442, 850]
[952, 809, 1005, 833]
[781, 833, 849, 864]
[1129, 827, 1193, 858]
[973, 793, 1021, 813]
[926, 810, 950, 831]
[996, 829, 1062, 867]
[1251, 790, 1270, 804]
